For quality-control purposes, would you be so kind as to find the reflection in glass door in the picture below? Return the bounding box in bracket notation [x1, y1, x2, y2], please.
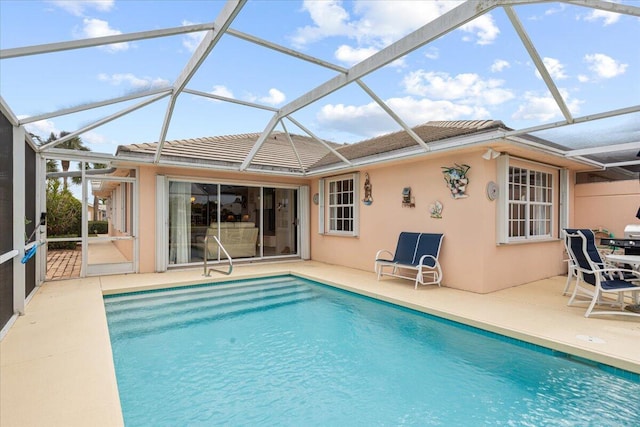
[263, 187, 297, 257]
[167, 181, 298, 266]
[85, 173, 136, 275]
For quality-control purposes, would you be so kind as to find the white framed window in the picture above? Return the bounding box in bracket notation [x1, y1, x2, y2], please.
[318, 173, 359, 236]
[497, 156, 557, 243]
[508, 166, 552, 239]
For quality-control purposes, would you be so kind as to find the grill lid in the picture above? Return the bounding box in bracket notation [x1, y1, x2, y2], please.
[624, 224, 640, 239]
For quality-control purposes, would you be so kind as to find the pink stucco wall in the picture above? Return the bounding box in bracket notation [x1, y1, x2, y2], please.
[574, 180, 640, 238]
[134, 153, 635, 293]
[310, 151, 566, 293]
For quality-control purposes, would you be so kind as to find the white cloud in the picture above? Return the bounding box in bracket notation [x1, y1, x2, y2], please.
[512, 89, 582, 122]
[210, 85, 234, 99]
[317, 96, 488, 138]
[536, 57, 568, 80]
[460, 14, 500, 45]
[290, 0, 355, 48]
[49, 0, 114, 16]
[335, 45, 378, 66]
[491, 59, 510, 73]
[98, 73, 170, 89]
[79, 18, 128, 52]
[259, 88, 286, 106]
[19, 117, 59, 140]
[182, 20, 206, 53]
[82, 131, 107, 146]
[402, 70, 514, 106]
[545, 5, 565, 16]
[246, 88, 286, 106]
[577, 74, 589, 83]
[424, 47, 439, 60]
[582, 9, 620, 26]
[584, 53, 627, 79]
[291, 1, 498, 54]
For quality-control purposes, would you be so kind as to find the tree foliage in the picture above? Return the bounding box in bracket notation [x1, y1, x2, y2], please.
[44, 131, 89, 190]
[46, 179, 82, 247]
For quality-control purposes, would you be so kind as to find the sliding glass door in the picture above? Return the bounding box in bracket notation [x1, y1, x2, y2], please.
[167, 181, 298, 266]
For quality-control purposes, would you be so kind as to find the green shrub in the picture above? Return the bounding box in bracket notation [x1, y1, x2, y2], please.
[46, 180, 82, 237]
[47, 235, 79, 250]
[89, 220, 108, 234]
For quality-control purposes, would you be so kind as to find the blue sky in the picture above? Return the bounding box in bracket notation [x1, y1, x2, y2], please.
[0, 0, 638, 156]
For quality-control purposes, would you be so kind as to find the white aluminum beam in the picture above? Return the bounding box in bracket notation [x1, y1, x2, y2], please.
[154, 0, 247, 163]
[505, 105, 640, 137]
[0, 96, 19, 126]
[45, 149, 119, 163]
[240, 113, 280, 170]
[356, 80, 430, 150]
[0, 23, 215, 59]
[20, 88, 171, 124]
[183, 88, 279, 111]
[226, 28, 348, 73]
[280, 121, 306, 174]
[565, 141, 640, 157]
[285, 116, 352, 166]
[13, 126, 25, 315]
[39, 92, 169, 151]
[564, 0, 640, 17]
[504, 6, 573, 123]
[605, 160, 640, 168]
[245, 0, 501, 168]
[275, 0, 502, 120]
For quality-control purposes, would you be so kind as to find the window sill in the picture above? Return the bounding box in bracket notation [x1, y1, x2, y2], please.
[498, 237, 561, 246]
[321, 232, 358, 238]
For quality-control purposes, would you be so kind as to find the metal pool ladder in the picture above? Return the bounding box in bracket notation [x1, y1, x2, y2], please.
[203, 235, 233, 277]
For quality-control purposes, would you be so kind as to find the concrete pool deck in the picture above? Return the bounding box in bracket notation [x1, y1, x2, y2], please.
[2, 260, 640, 426]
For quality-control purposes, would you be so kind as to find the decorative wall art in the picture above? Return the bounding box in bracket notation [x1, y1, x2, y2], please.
[362, 173, 373, 205]
[429, 200, 443, 218]
[441, 163, 471, 199]
[402, 187, 415, 208]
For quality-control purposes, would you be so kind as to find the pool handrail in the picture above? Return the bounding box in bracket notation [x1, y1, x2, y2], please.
[203, 235, 233, 277]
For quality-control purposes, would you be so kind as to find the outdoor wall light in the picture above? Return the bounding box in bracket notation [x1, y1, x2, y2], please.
[482, 148, 501, 160]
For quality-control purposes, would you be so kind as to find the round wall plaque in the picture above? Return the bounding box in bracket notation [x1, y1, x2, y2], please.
[313, 193, 319, 205]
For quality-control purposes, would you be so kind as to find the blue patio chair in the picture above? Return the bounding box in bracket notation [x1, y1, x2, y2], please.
[562, 228, 581, 296]
[562, 228, 609, 295]
[565, 229, 640, 318]
[375, 232, 444, 289]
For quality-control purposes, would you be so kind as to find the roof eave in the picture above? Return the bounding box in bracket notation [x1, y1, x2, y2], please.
[306, 130, 603, 177]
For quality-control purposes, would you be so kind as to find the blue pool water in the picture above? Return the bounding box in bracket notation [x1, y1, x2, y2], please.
[105, 276, 640, 426]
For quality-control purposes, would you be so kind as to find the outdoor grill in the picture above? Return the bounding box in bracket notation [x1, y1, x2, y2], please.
[600, 224, 640, 255]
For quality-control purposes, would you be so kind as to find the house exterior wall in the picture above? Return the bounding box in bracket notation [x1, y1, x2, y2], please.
[131, 151, 633, 292]
[310, 151, 566, 294]
[573, 180, 640, 237]
[136, 165, 309, 273]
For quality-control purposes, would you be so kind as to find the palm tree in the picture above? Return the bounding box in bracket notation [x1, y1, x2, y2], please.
[46, 131, 89, 190]
[31, 132, 59, 173]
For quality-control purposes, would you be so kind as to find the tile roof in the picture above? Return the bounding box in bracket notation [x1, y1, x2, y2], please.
[116, 120, 510, 173]
[311, 120, 509, 169]
[117, 131, 341, 172]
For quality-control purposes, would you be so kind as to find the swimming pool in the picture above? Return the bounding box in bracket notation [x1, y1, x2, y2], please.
[105, 275, 640, 426]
